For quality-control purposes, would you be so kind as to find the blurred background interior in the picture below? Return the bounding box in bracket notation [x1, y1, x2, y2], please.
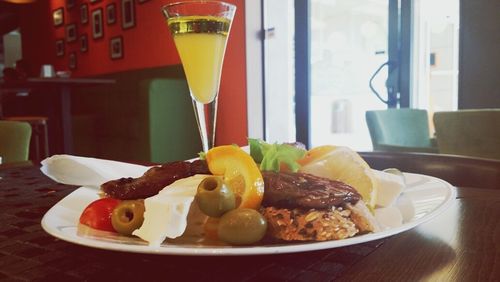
[0, 0, 499, 164]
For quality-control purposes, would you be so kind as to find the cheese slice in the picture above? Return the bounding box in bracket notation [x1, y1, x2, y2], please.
[372, 169, 405, 207]
[374, 206, 403, 229]
[132, 174, 209, 246]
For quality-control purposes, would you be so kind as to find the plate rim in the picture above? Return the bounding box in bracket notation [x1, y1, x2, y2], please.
[41, 172, 457, 256]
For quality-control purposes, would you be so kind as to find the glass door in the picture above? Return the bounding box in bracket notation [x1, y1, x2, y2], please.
[261, 0, 397, 148]
[307, 0, 393, 150]
[260, 0, 459, 148]
[260, 0, 396, 147]
[412, 0, 460, 126]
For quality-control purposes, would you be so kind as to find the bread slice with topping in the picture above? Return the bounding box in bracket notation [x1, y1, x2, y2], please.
[261, 171, 379, 241]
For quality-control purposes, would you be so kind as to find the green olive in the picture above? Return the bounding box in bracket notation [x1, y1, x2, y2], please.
[196, 176, 236, 217]
[217, 208, 267, 245]
[111, 200, 145, 235]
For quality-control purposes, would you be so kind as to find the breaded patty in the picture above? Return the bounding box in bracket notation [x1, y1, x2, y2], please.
[261, 172, 380, 241]
[261, 206, 358, 241]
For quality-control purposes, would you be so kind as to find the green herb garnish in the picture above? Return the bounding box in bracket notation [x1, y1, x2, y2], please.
[248, 138, 306, 172]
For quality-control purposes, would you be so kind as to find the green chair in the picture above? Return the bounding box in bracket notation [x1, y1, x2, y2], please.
[433, 109, 500, 160]
[0, 120, 32, 163]
[365, 108, 438, 153]
[140, 78, 202, 163]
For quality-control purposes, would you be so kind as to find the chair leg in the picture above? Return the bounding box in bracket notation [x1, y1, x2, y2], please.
[27, 123, 50, 162]
[30, 125, 41, 162]
[42, 123, 49, 158]
[34, 131, 41, 161]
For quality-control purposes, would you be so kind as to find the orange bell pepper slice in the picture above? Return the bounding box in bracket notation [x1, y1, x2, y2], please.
[205, 145, 264, 210]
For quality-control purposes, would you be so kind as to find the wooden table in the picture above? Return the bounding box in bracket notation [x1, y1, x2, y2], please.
[0, 153, 499, 281]
[0, 77, 115, 154]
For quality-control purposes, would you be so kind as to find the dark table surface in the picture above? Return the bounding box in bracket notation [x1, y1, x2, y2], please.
[0, 157, 499, 281]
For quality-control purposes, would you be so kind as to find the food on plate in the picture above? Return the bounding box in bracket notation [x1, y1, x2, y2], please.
[372, 169, 405, 207]
[260, 171, 379, 241]
[79, 198, 120, 232]
[195, 176, 236, 218]
[203, 216, 221, 240]
[374, 206, 403, 228]
[111, 200, 145, 235]
[261, 171, 360, 209]
[248, 138, 306, 172]
[77, 140, 406, 246]
[101, 159, 209, 200]
[298, 145, 378, 209]
[205, 145, 264, 210]
[393, 193, 415, 223]
[193, 145, 265, 243]
[132, 175, 209, 246]
[217, 208, 267, 245]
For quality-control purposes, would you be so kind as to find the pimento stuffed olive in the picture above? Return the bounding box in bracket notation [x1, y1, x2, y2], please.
[195, 176, 236, 218]
[111, 200, 145, 235]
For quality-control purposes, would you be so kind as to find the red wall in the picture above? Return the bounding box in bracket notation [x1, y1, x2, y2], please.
[20, 0, 248, 147]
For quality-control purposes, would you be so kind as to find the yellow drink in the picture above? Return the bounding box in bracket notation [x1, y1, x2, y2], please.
[163, 1, 236, 152]
[168, 16, 230, 104]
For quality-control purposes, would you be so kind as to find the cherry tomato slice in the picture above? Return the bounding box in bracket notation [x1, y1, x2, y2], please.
[79, 198, 120, 232]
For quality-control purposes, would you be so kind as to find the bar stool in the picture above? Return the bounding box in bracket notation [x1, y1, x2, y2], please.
[3, 116, 49, 162]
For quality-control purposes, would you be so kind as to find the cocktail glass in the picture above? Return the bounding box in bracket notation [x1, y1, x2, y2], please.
[162, 1, 236, 152]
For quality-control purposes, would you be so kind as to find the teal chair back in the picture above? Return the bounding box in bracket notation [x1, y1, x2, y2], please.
[365, 109, 438, 153]
[0, 121, 32, 163]
[433, 109, 500, 160]
[140, 78, 202, 163]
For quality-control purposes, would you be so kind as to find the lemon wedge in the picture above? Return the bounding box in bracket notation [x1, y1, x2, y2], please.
[299, 146, 378, 209]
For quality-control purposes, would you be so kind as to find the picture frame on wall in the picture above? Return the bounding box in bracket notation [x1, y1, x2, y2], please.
[106, 3, 116, 25]
[80, 34, 88, 52]
[121, 0, 135, 29]
[66, 0, 75, 9]
[56, 40, 65, 57]
[110, 36, 124, 60]
[66, 24, 77, 42]
[91, 8, 104, 39]
[69, 52, 77, 69]
[80, 4, 89, 24]
[53, 8, 64, 27]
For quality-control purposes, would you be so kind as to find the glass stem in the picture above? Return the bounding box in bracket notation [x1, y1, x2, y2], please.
[192, 96, 218, 152]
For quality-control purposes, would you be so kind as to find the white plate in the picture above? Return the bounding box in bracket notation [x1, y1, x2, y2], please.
[41, 173, 456, 256]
